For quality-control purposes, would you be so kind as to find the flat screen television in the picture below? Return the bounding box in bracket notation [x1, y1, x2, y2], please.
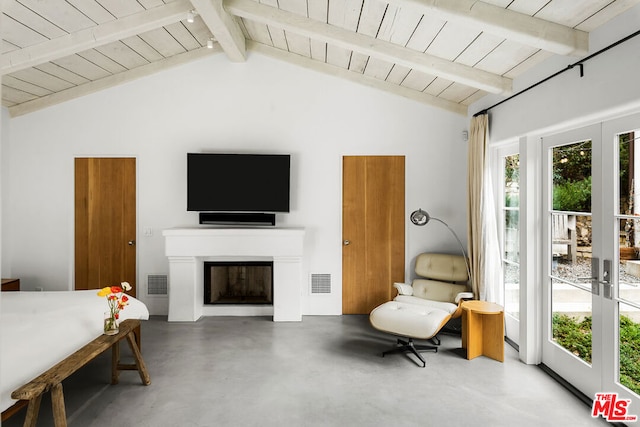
[187, 153, 291, 213]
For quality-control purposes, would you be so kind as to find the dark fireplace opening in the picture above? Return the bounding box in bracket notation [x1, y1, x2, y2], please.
[204, 261, 273, 305]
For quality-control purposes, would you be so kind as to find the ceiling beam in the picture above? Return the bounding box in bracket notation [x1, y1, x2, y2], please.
[225, 0, 511, 94]
[247, 41, 467, 115]
[1, 0, 193, 75]
[191, 0, 246, 62]
[8, 47, 222, 117]
[385, 0, 589, 56]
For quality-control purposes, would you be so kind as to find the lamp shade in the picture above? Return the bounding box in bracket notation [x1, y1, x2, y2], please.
[410, 209, 430, 226]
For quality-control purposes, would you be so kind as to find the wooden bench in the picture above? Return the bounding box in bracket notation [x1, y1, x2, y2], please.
[552, 214, 577, 263]
[10, 319, 150, 427]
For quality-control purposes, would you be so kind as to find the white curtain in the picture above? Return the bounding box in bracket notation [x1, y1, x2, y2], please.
[467, 114, 503, 303]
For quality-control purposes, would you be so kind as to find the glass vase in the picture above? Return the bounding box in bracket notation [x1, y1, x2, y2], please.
[104, 311, 119, 335]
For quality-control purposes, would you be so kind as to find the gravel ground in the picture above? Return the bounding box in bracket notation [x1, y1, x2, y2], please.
[504, 256, 640, 285]
[552, 256, 640, 285]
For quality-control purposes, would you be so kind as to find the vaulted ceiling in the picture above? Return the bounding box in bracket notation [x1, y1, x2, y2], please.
[2, 0, 639, 117]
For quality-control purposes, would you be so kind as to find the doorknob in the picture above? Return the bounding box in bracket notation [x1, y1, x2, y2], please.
[128, 240, 136, 246]
[343, 240, 350, 246]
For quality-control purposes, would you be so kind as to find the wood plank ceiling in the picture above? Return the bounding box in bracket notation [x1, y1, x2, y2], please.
[1, 0, 639, 117]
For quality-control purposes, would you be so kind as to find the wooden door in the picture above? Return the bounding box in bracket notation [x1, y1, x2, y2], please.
[75, 158, 137, 297]
[342, 156, 405, 314]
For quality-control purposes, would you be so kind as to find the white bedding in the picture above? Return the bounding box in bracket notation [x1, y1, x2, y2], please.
[0, 290, 149, 413]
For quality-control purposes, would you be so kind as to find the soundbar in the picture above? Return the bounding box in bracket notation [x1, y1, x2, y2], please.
[199, 212, 276, 226]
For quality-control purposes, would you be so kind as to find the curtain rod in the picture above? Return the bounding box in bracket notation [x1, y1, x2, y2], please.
[473, 28, 640, 117]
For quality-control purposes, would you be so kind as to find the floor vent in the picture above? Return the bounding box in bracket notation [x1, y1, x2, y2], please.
[310, 273, 331, 294]
[148, 274, 168, 295]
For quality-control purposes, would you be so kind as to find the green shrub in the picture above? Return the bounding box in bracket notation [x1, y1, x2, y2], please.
[620, 316, 640, 393]
[552, 313, 592, 362]
[552, 313, 640, 395]
[552, 176, 592, 212]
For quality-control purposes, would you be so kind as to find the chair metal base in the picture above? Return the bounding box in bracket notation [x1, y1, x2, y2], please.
[381, 337, 438, 368]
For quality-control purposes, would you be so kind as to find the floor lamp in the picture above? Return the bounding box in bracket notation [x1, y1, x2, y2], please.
[409, 208, 472, 287]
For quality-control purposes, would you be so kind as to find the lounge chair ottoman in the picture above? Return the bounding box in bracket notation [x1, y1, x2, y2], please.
[369, 301, 451, 367]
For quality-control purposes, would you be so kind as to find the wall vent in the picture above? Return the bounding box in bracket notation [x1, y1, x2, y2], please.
[148, 274, 168, 295]
[310, 273, 331, 294]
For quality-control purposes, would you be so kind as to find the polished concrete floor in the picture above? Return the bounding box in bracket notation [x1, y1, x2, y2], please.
[5, 315, 611, 427]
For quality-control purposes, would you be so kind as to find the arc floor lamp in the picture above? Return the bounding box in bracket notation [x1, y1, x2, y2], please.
[409, 208, 472, 286]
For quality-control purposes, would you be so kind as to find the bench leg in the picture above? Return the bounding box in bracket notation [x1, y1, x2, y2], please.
[126, 332, 151, 385]
[111, 330, 151, 386]
[22, 394, 42, 427]
[111, 341, 120, 385]
[134, 324, 142, 351]
[51, 383, 67, 427]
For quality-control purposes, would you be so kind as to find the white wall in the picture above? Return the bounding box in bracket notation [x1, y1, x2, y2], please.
[2, 52, 468, 315]
[1, 100, 6, 285]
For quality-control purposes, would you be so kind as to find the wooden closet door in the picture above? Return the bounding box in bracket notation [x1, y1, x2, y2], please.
[342, 156, 405, 314]
[75, 158, 137, 296]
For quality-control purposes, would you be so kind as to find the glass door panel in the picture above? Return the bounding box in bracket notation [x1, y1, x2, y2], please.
[620, 302, 640, 394]
[550, 136, 594, 364]
[504, 259, 520, 319]
[551, 277, 593, 364]
[503, 154, 520, 319]
[542, 124, 601, 397]
[614, 128, 640, 400]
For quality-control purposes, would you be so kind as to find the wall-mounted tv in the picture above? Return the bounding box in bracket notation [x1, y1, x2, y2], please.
[187, 153, 291, 213]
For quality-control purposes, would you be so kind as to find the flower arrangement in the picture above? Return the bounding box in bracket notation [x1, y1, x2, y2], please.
[98, 282, 131, 335]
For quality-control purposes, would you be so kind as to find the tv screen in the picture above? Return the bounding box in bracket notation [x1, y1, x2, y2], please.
[187, 153, 291, 212]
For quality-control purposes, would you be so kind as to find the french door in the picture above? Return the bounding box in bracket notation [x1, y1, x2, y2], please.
[542, 114, 640, 412]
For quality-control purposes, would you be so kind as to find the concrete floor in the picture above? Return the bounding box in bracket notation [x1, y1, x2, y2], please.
[4, 315, 610, 427]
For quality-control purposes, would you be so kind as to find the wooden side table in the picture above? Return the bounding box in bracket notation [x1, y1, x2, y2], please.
[1, 278, 20, 292]
[461, 300, 504, 362]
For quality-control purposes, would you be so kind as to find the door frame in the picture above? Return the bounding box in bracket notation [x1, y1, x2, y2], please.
[541, 123, 603, 397]
[540, 116, 640, 411]
[601, 112, 640, 406]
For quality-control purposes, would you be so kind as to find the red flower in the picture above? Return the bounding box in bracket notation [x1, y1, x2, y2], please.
[98, 282, 131, 328]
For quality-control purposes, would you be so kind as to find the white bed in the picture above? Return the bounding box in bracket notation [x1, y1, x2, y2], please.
[0, 290, 149, 413]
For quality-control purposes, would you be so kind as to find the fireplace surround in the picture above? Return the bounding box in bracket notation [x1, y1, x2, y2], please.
[163, 227, 305, 322]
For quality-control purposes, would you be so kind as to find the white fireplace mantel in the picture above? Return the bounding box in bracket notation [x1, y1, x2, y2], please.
[163, 227, 305, 322]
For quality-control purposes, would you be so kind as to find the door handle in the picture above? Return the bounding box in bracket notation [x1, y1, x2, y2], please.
[590, 257, 600, 296]
[343, 240, 350, 246]
[128, 240, 136, 246]
[601, 259, 613, 300]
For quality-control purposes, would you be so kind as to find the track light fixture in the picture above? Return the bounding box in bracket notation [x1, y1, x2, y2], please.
[187, 10, 197, 23]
